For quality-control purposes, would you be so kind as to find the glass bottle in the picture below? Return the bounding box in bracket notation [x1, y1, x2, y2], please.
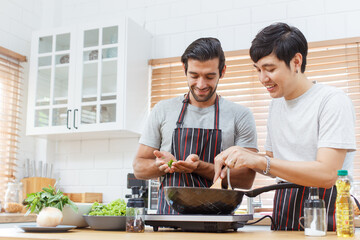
[303, 187, 327, 236]
[126, 186, 145, 233]
[4, 182, 23, 213]
[335, 170, 354, 237]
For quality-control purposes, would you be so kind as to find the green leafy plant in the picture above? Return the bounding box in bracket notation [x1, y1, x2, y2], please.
[167, 159, 174, 168]
[88, 199, 126, 216]
[24, 183, 78, 216]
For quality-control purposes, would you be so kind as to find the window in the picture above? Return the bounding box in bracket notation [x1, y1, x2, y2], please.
[149, 37, 360, 208]
[0, 46, 26, 200]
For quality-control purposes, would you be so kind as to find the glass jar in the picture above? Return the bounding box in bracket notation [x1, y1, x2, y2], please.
[302, 187, 327, 236]
[4, 182, 23, 213]
[126, 187, 145, 233]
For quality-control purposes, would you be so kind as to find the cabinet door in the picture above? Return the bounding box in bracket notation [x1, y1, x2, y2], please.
[27, 30, 76, 134]
[75, 24, 122, 131]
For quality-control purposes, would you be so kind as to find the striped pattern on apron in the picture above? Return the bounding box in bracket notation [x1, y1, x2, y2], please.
[157, 94, 222, 214]
[271, 185, 337, 231]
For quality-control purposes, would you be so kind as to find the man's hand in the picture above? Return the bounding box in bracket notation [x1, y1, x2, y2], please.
[153, 150, 177, 174]
[171, 154, 200, 173]
[213, 146, 261, 183]
[213, 152, 226, 184]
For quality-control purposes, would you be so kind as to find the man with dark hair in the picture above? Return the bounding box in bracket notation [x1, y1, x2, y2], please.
[133, 37, 258, 214]
[214, 23, 356, 231]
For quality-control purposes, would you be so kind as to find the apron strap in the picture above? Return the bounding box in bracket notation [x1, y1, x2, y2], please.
[176, 94, 190, 128]
[214, 95, 220, 130]
[176, 93, 220, 129]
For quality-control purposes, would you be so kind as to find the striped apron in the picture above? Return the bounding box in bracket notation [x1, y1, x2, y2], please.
[157, 94, 222, 214]
[271, 185, 337, 231]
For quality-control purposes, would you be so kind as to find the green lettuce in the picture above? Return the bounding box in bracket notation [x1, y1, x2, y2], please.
[88, 199, 126, 216]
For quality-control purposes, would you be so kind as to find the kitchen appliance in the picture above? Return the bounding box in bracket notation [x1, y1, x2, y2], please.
[165, 182, 300, 215]
[148, 179, 160, 214]
[126, 173, 148, 211]
[145, 214, 253, 232]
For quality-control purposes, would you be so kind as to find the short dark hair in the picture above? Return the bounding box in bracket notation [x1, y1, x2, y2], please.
[250, 22, 308, 73]
[181, 37, 225, 77]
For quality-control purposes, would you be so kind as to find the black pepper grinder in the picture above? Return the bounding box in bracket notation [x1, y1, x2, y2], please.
[126, 186, 145, 233]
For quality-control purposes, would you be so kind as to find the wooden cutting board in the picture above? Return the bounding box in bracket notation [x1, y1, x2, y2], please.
[64, 193, 102, 203]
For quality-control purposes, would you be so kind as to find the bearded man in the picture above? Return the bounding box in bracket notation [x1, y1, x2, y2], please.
[133, 38, 258, 214]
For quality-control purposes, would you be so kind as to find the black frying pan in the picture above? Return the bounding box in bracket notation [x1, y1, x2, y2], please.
[164, 182, 301, 215]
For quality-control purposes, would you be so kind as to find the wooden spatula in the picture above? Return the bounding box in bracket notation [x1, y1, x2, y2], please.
[210, 177, 223, 189]
[210, 168, 232, 189]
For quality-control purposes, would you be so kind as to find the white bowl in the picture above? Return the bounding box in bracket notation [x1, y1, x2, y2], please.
[62, 203, 92, 228]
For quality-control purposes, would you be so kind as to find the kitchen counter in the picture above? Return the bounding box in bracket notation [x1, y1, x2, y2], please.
[0, 213, 36, 223]
[0, 226, 358, 240]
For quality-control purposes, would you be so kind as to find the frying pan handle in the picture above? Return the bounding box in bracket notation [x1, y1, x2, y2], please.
[245, 182, 302, 198]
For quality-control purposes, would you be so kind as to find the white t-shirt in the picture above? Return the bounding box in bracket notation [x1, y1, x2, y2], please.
[265, 83, 356, 180]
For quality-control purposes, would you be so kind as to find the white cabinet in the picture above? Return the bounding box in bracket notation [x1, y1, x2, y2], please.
[27, 19, 152, 138]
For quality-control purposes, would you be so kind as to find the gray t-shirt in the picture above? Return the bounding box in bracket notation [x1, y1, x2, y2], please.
[140, 95, 258, 153]
[265, 83, 356, 179]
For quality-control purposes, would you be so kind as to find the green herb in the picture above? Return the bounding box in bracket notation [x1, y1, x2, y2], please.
[167, 159, 174, 168]
[24, 183, 78, 216]
[88, 199, 126, 216]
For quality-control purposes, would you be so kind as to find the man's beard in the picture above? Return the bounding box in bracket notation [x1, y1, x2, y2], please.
[189, 85, 217, 102]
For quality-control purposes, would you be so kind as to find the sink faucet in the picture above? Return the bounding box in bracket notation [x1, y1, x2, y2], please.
[247, 196, 262, 214]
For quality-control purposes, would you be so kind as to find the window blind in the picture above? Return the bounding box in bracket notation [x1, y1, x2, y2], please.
[0, 47, 25, 201]
[149, 37, 360, 208]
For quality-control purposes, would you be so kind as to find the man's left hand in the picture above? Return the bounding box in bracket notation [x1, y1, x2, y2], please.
[171, 154, 200, 173]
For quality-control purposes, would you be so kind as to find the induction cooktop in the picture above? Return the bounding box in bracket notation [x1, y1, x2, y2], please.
[145, 214, 253, 232]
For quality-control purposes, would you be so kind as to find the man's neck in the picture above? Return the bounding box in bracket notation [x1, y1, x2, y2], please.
[285, 75, 313, 100]
[188, 93, 217, 108]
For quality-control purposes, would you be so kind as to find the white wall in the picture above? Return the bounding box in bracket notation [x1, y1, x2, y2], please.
[52, 0, 360, 59]
[53, 138, 139, 201]
[0, 0, 44, 180]
[3, 0, 360, 203]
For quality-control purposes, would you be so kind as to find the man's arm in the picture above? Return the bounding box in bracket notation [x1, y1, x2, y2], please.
[263, 148, 346, 188]
[133, 144, 176, 179]
[214, 146, 346, 188]
[252, 151, 276, 178]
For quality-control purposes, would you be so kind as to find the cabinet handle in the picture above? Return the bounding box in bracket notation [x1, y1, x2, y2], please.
[66, 109, 72, 130]
[73, 109, 78, 129]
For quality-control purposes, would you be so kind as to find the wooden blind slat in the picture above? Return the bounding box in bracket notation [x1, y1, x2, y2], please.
[0, 50, 22, 202]
[0, 46, 26, 62]
[307, 46, 359, 58]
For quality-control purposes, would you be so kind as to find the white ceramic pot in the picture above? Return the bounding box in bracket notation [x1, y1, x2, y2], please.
[62, 203, 92, 228]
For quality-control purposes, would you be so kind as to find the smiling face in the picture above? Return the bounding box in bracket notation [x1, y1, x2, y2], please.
[185, 58, 225, 107]
[253, 53, 304, 100]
